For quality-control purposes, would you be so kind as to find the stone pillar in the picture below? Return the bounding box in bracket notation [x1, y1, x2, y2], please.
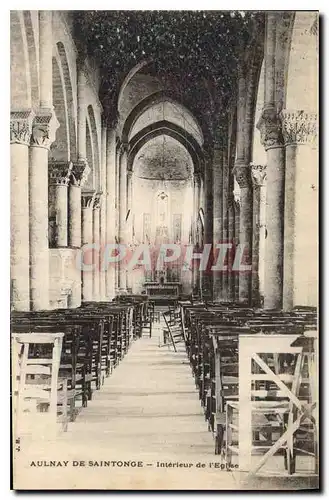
[81, 191, 95, 302]
[68, 160, 90, 307]
[212, 146, 223, 301]
[106, 128, 116, 299]
[118, 147, 128, 291]
[77, 62, 87, 161]
[28, 11, 58, 311]
[257, 109, 285, 309]
[251, 164, 267, 307]
[233, 162, 253, 304]
[127, 170, 133, 210]
[92, 193, 102, 301]
[126, 170, 133, 292]
[264, 13, 277, 108]
[281, 110, 318, 309]
[192, 174, 200, 292]
[10, 110, 34, 311]
[233, 66, 255, 305]
[48, 161, 73, 247]
[69, 160, 90, 248]
[100, 125, 107, 300]
[222, 150, 230, 301]
[227, 199, 235, 301]
[233, 193, 241, 301]
[192, 174, 198, 237]
[39, 11, 53, 108]
[202, 155, 213, 300]
[29, 110, 59, 311]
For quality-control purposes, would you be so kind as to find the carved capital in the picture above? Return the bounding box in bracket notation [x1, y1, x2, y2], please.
[70, 160, 91, 188]
[10, 110, 35, 145]
[250, 163, 267, 187]
[93, 192, 103, 210]
[30, 109, 60, 150]
[48, 160, 73, 186]
[81, 190, 96, 209]
[233, 161, 251, 189]
[280, 109, 318, 146]
[256, 107, 284, 150]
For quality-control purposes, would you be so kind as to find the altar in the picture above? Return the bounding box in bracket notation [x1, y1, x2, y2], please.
[144, 282, 181, 300]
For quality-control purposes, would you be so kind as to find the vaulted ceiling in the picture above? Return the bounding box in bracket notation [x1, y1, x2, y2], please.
[74, 10, 265, 144]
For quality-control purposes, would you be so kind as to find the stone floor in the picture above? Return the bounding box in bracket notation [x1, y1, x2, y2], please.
[13, 321, 319, 490]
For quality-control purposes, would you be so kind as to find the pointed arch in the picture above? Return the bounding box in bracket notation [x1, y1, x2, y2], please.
[23, 10, 39, 108]
[127, 120, 205, 175]
[117, 59, 153, 111]
[122, 91, 206, 146]
[10, 10, 31, 108]
[57, 41, 77, 160]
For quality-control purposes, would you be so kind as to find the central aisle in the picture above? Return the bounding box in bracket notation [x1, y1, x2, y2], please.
[14, 320, 316, 490]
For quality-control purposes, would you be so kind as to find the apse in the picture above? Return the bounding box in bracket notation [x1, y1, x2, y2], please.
[130, 134, 194, 294]
[133, 134, 193, 180]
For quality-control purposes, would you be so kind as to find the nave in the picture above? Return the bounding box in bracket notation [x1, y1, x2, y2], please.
[11, 10, 319, 491]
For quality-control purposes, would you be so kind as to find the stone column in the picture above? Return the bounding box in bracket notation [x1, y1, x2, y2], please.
[114, 145, 121, 293]
[251, 164, 267, 307]
[281, 110, 318, 309]
[233, 193, 241, 301]
[92, 193, 102, 301]
[212, 146, 223, 301]
[39, 11, 53, 109]
[48, 161, 73, 247]
[68, 160, 90, 307]
[77, 62, 87, 161]
[69, 160, 90, 247]
[233, 162, 253, 304]
[28, 11, 58, 311]
[127, 170, 133, 210]
[257, 109, 285, 309]
[227, 198, 235, 301]
[81, 191, 95, 302]
[118, 147, 128, 292]
[192, 174, 200, 292]
[264, 13, 278, 109]
[100, 125, 107, 300]
[222, 150, 230, 301]
[29, 110, 59, 311]
[106, 128, 116, 299]
[232, 66, 254, 305]
[10, 110, 34, 311]
[201, 155, 213, 300]
[126, 170, 133, 292]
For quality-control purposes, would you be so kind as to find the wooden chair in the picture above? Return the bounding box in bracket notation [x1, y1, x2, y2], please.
[225, 332, 318, 477]
[162, 311, 186, 352]
[12, 332, 68, 439]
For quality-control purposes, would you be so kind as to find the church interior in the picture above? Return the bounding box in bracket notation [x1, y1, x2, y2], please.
[11, 11, 319, 490]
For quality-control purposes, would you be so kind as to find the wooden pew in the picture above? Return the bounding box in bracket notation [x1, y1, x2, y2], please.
[181, 302, 317, 463]
[11, 310, 109, 420]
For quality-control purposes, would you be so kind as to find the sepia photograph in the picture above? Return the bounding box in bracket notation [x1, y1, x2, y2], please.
[10, 9, 319, 491]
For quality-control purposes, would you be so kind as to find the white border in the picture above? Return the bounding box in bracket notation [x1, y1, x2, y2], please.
[2, 4, 327, 499]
